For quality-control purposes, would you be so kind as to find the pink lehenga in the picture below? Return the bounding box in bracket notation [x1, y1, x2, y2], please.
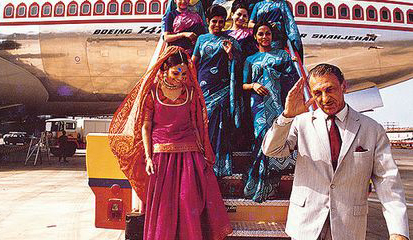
[109, 46, 232, 240]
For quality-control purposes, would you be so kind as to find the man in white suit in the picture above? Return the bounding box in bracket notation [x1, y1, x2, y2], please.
[262, 64, 409, 240]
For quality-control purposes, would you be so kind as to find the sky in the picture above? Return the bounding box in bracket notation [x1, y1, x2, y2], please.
[363, 79, 413, 128]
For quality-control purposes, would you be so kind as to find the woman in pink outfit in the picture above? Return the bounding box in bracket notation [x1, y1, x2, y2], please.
[109, 46, 232, 240]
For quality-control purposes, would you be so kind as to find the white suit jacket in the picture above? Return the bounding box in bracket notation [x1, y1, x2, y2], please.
[262, 106, 409, 240]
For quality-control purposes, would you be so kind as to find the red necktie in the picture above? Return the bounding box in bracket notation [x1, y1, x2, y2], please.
[328, 115, 342, 171]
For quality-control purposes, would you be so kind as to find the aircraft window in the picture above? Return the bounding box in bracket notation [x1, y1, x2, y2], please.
[338, 4, 349, 19]
[150, 2, 160, 14]
[380, 7, 390, 22]
[298, 5, 305, 15]
[326, 6, 333, 16]
[407, 10, 413, 23]
[17, 5, 26, 17]
[355, 9, 361, 18]
[136, 2, 146, 14]
[43, 5, 52, 16]
[108, 3, 118, 14]
[381, 10, 388, 20]
[122, 2, 132, 14]
[311, 5, 319, 16]
[82, 4, 91, 14]
[295, 2, 307, 17]
[5, 5, 14, 17]
[394, 11, 402, 21]
[352, 5, 363, 20]
[367, 6, 377, 21]
[68, 4, 78, 15]
[30, 5, 39, 17]
[340, 8, 347, 17]
[95, 3, 104, 15]
[55, 4, 64, 16]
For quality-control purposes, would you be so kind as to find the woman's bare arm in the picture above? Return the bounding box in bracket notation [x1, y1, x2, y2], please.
[142, 120, 154, 175]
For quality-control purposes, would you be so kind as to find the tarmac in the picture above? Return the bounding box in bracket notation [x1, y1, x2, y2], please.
[0, 147, 412, 240]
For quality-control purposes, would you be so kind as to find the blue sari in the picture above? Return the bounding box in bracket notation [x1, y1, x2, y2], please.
[243, 45, 299, 202]
[251, 0, 303, 58]
[193, 33, 243, 177]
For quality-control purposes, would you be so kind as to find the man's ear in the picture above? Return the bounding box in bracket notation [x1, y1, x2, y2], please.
[341, 80, 347, 93]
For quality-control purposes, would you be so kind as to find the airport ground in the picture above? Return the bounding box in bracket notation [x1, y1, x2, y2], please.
[0, 147, 412, 240]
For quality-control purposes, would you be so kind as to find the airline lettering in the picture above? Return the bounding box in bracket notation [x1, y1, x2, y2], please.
[93, 29, 133, 35]
[309, 34, 377, 42]
[93, 26, 162, 35]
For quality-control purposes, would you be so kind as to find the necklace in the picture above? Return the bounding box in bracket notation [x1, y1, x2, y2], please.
[163, 78, 182, 90]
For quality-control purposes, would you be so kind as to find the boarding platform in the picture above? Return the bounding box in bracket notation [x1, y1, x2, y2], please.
[86, 133, 292, 238]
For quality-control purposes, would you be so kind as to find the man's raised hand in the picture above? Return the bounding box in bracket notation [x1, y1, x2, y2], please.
[283, 77, 316, 118]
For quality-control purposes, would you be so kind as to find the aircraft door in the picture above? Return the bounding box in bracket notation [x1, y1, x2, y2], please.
[39, 26, 97, 102]
[86, 29, 160, 102]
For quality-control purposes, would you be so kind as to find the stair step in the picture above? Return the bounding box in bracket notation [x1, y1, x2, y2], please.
[229, 221, 288, 238]
[219, 174, 294, 199]
[224, 199, 289, 222]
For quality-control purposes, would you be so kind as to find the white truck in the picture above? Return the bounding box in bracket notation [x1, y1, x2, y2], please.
[45, 118, 112, 157]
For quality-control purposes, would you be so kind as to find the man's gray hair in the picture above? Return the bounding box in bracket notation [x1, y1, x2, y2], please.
[308, 64, 345, 84]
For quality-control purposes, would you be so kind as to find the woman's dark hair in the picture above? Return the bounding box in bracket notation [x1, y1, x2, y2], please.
[206, 4, 227, 21]
[253, 21, 288, 47]
[253, 21, 274, 40]
[160, 51, 188, 71]
[231, 1, 249, 15]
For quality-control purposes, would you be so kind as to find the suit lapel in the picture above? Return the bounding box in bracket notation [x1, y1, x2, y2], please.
[312, 109, 331, 163]
[337, 107, 361, 169]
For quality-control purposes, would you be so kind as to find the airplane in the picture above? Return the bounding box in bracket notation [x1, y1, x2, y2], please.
[0, 0, 412, 118]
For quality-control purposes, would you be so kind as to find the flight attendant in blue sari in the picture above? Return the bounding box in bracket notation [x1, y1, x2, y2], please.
[243, 22, 299, 202]
[192, 4, 243, 177]
[249, 0, 303, 59]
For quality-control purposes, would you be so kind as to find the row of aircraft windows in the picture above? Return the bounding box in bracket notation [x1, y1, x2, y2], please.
[4, 0, 167, 18]
[3, 0, 413, 24]
[290, 2, 412, 23]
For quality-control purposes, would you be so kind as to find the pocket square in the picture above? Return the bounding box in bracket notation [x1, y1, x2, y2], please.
[355, 146, 368, 152]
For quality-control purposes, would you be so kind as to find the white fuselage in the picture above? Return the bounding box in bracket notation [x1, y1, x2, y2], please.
[0, 0, 412, 115]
